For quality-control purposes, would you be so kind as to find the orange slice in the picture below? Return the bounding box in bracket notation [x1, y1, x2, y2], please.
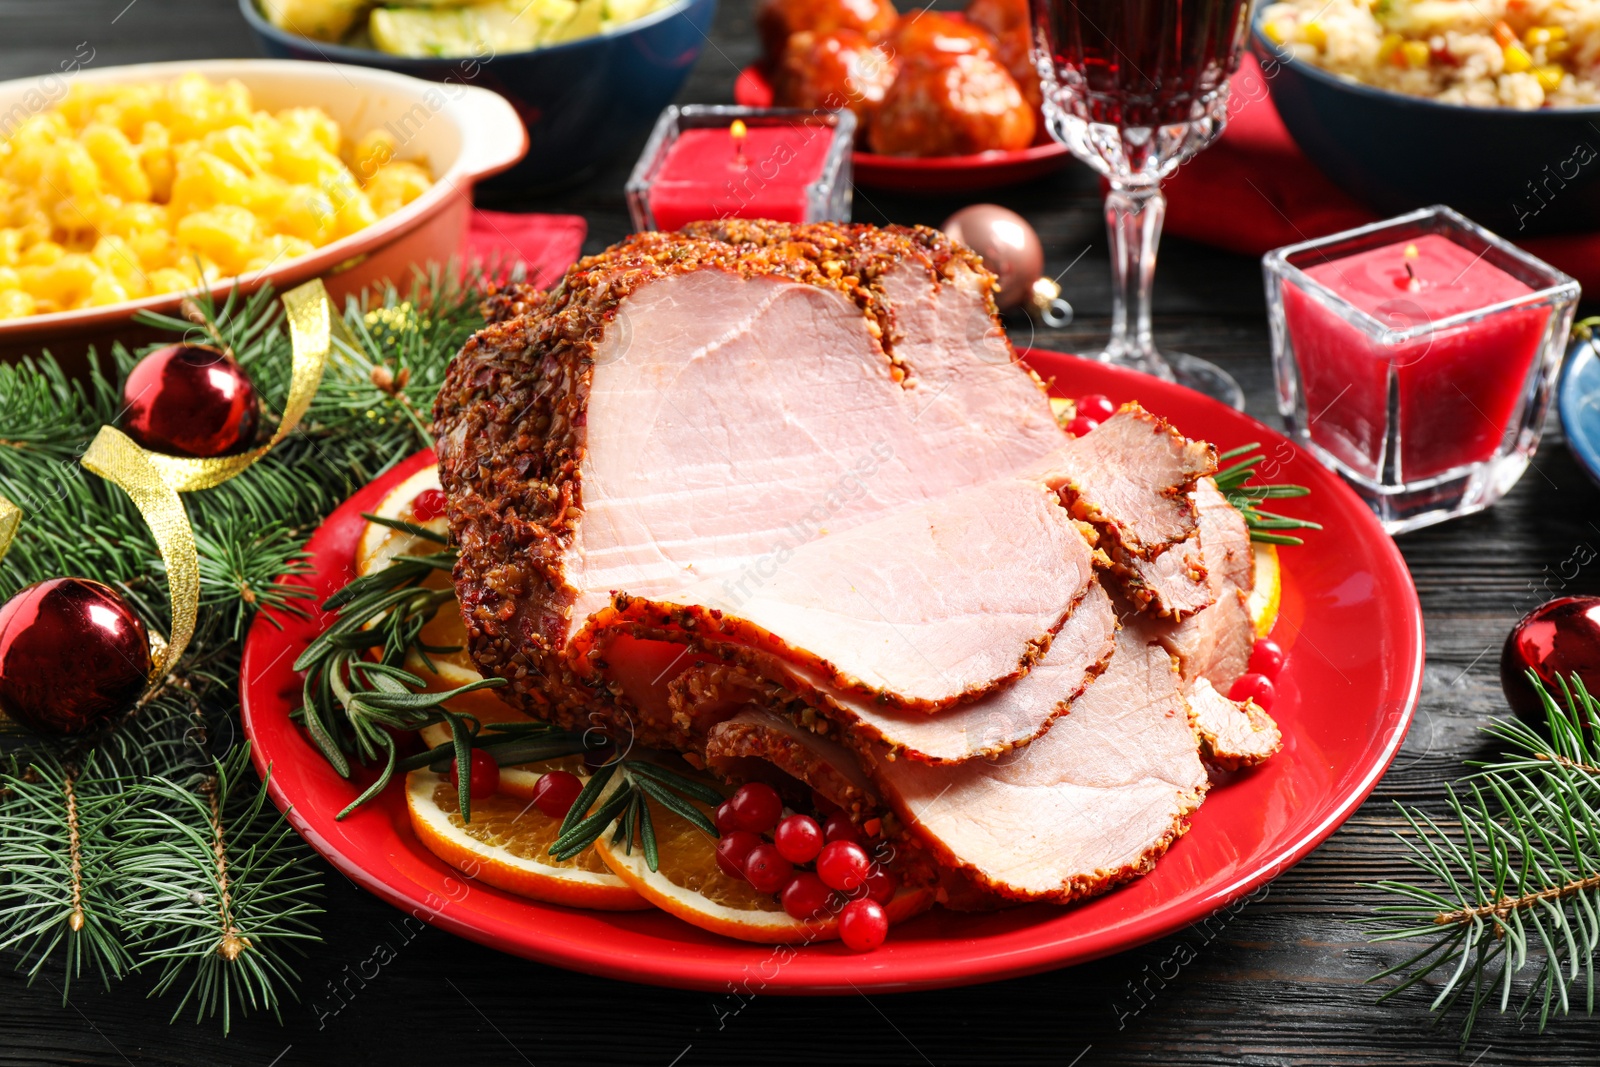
[406, 767, 650, 910]
[593, 786, 933, 944]
[1247, 542, 1281, 638]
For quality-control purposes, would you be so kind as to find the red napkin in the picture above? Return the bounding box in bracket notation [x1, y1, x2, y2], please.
[464, 209, 588, 288]
[1164, 56, 1600, 292]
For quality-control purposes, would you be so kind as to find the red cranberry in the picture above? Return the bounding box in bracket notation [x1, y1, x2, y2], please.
[727, 782, 784, 834]
[1248, 637, 1285, 678]
[1077, 393, 1116, 422]
[529, 770, 581, 818]
[863, 866, 899, 905]
[743, 843, 794, 894]
[823, 811, 863, 845]
[781, 872, 835, 920]
[774, 814, 824, 864]
[1229, 672, 1276, 712]
[411, 487, 447, 522]
[449, 750, 501, 800]
[839, 898, 889, 951]
[1502, 596, 1600, 725]
[1067, 415, 1100, 438]
[714, 800, 740, 835]
[716, 831, 762, 880]
[817, 840, 870, 892]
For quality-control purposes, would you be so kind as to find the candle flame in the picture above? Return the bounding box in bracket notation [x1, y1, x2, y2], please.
[1404, 243, 1420, 259]
[730, 119, 747, 141]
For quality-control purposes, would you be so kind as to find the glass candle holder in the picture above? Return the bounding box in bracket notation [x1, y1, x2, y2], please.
[626, 105, 855, 233]
[1264, 205, 1579, 535]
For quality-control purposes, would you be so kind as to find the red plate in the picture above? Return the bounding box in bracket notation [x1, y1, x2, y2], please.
[240, 350, 1422, 994]
[733, 65, 1072, 194]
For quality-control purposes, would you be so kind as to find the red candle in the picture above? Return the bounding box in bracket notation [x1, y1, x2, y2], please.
[1284, 233, 1550, 482]
[645, 121, 836, 232]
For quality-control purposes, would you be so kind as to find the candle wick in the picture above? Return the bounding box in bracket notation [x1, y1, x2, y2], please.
[730, 119, 749, 172]
[1404, 261, 1421, 292]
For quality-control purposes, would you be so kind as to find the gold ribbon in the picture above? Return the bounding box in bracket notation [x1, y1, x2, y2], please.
[144, 279, 340, 492]
[0, 494, 17, 564]
[70, 278, 339, 680]
[80, 428, 197, 677]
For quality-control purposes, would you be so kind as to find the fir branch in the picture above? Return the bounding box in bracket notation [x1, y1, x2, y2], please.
[0, 754, 133, 996]
[1363, 673, 1600, 1043]
[120, 746, 323, 1033]
[0, 265, 491, 1031]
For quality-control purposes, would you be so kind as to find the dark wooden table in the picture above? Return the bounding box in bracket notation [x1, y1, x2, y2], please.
[5, 1, 1597, 1064]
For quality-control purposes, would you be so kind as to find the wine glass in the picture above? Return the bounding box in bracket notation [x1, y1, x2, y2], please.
[1030, 0, 1254, 409]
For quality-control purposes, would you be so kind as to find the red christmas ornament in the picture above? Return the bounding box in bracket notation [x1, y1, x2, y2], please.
[120, 343, 261, 457]
[1502, 596, 1600, 723]
[0, 578, 151, 735]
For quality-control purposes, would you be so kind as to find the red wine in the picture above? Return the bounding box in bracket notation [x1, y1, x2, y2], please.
[1032, 0, 1252, 129]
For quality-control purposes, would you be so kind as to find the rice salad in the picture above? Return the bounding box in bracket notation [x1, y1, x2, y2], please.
[1259, 0, 1600, 108]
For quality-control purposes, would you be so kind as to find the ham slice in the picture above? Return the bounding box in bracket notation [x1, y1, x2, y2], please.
[1021, 406, 1217, 619]
[1158, 478, 1255, 690]
[873, 623, 1209, 901]
[1188, 677, 1281, 769]
[704, 709, 881, 817]
[781, 579, 1117, 763]
[1034, 406, 1215, 556]
[576, 477, 1094, 711]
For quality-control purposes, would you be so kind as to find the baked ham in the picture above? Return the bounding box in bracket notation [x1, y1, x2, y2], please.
[434, 220, 1280, 912]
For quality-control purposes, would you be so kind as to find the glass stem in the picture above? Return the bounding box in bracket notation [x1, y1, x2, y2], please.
[1103, 180, 1174, 381]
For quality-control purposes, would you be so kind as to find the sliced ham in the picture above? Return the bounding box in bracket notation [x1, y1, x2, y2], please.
[576, 477, 1094, 711]
[873, 623, 1209, 901]
[1020, 406, 1217, 619]
[1187, 677, 1281, 770]
[435, 221, 1068, 743]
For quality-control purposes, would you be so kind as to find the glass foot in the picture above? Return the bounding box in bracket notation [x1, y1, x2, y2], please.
[1168, 351, 1245, 411]
[1092, 347, 1245, 411]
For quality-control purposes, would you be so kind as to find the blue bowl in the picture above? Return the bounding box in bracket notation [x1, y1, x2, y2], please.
[1250, 17, 1600, 237]
[239, 0, 716, 189]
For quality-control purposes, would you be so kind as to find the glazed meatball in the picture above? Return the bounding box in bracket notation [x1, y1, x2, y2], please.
[964, 0, 1042, 108]
[757, 0, 898, 63]
[774, 28, 898, 131]
[885, 9, 995, 61]
[869, 51, 1036, 156]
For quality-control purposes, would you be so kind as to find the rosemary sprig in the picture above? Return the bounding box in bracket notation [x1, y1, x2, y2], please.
[1363, 673, 1600, 1044]
[548, 759, 722, 870]
[1214, 443, 1321, 546]
[291, 540, 512, 822]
